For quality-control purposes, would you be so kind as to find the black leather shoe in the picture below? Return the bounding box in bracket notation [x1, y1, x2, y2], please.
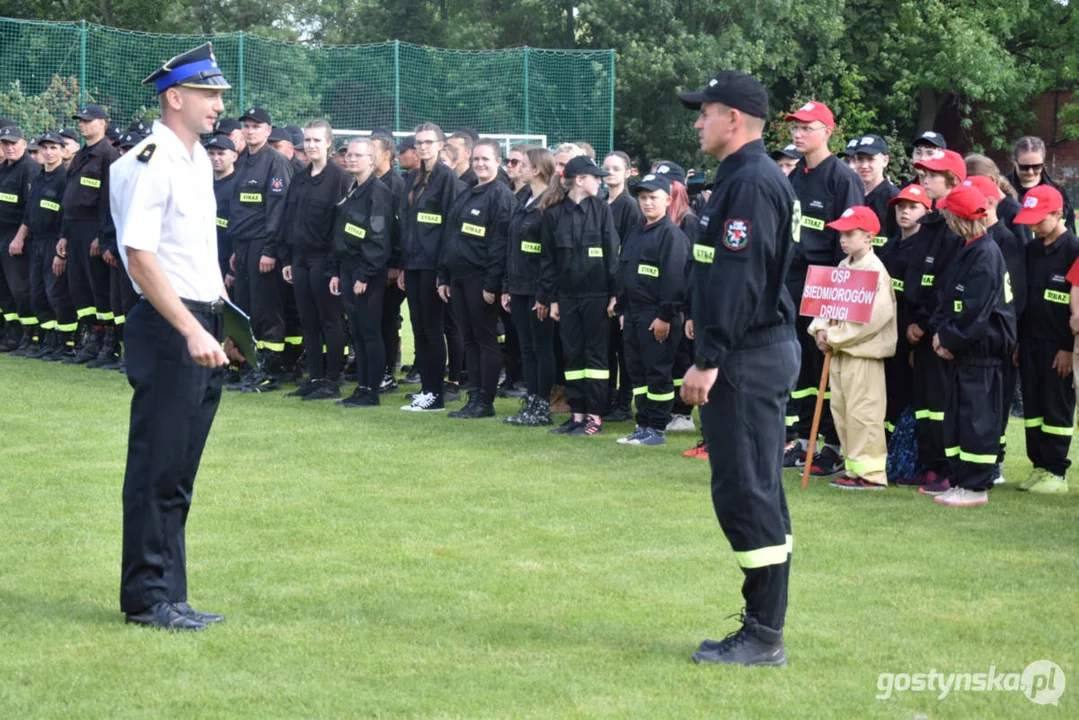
[125, 602, 205, 631]
[172, 601, 225, 625]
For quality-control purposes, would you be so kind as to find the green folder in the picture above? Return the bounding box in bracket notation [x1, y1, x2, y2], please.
[222, 298, 259, 369]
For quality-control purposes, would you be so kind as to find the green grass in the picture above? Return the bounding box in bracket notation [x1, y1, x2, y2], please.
[1, 352, 1076, 719]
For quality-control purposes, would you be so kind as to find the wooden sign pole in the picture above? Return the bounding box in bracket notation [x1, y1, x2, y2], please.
[801, 351, 832, 490]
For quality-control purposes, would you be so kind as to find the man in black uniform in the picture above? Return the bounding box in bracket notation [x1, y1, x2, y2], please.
[227, 106, 293, 391]
[782, 100, 862, 474]
[678, 71, 799, 666]
[213, 117, 245, 154]
[59, 104, 121, 364]
[372, 133, 408, 392]
[851, 134, 899, 244]
[0, 124, 43, 352]
[206, 135, 237, 284]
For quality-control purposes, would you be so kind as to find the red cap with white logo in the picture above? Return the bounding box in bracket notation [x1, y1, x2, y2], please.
[826, 205, 881, 235]
[784, 101, 835, 129]
[888, 183, 932, 210]
[1012, 185, 1064, 225]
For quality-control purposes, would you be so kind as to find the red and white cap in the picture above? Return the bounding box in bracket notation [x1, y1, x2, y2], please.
[913, 150, 967, 181]
[826, 205, 881, 235]
[961, 175, 1003, 202]
[887, 183, 932, 210]
[937, 184, 987, 221]
[784, 101, 835, 129]
[1013, 185, 1064, 225]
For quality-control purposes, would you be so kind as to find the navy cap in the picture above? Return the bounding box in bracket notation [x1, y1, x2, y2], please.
[773, 143, 802, 160]
[913, 130, 946, 150]
[73, 104, 108, 121]
[0, 125, 24, 142]
[851, 134, 888, 156]
[840, 138, 860, 157]
[0, 117, 13, 129]
[397, 135, 415, 152]
[563, 155, 609, 179]
[214, 117, 241, 135]
[240, 106, 272, 125]
[27, 136, 40, 151]
[678, 70, 769, 118]
[128, 119, 151, 137]
[371, 126, 394, 139]
[633, 173, 672, 195]
[143, 42, 230, 94]
[58, 128, 79, 142]
[205, 135, 236, 152]
[268, 126, 291, 144]
[284, 124, 304, 150]
[38, 131, 65, 146]
[106, 123, 122, 142]
[117, 133, 139, 150]
[651, 161, 686, 185]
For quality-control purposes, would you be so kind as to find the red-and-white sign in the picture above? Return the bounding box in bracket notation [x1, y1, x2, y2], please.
[799, 265, 879, 323]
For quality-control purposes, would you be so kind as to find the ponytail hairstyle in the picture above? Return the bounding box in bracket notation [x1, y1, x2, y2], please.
[525, 147, 555, 187]
[667, 180, 692, 226]
[1013, 135, 1047, 161]
[540, 173, 574, 212]
[965, 153, 1018, 200]
[411, 122, 445, 199]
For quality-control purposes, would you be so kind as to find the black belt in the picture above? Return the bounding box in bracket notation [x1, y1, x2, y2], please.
[180, 297, 224, 316]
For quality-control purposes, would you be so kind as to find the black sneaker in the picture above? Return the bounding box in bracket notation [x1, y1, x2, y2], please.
[449, 397, 496, 419]
[285, 379, 319, 398]
[379, 372, 398, 394]
[303, 379, 341, 401]
[504, 395, 535, 425]
[240, 371, 280, 393]
[497, 383, 528, 398]
[443, 382, 462, 403]
[337, 387, 380, 407]
[568, 418, 603, 436]
[693, 616, 786, 667]
[226, 370, 254, 392]
[549, 417, 582, 435]
[448, 395, 478, 418]
[401, 371, 421, 385]
[809, 446, 845, 476]
[601, 405, 633, 423]
[782, 441, 807, 468]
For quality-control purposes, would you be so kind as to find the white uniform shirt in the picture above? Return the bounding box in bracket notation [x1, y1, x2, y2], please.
[112, 120, 222, 302]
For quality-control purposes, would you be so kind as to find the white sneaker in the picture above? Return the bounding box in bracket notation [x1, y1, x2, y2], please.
[992, 474, 1006, 486]
[665, 414, 695, 432]
[401, 392, 445, 412]
[934, 487, 988, 507]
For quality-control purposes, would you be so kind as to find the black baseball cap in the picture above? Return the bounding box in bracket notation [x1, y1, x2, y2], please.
[73, 104, 108, 121]
[651, 161, 686, 185]
[215, 117, 242, 135]
[128, 119, 151, 137]
[0, 117, 13, 128]
[633, 172, 672, 195]
[563, 155, 609, 179]
[396, 135, 415, 152]
[205, 135, 236, 152]
[912, 130, 946, 150]
[840, 138, 860, 157]
[851, 134, 888, 156]
[59, 128, 79, 142]
[240, 106, 272, 125]
[284, 124, 304, 150]
[27, 136, 40, 151]
[0, 125, 24, 142]
[106, 123, 122, 142]
[371, 126, 394, 139]
[268, 126, 291, 143]
[772, 144, 802, 160]
[38, 130, 65, 146]
[678, 70, 769, 119]
[118, 133, 139, 150]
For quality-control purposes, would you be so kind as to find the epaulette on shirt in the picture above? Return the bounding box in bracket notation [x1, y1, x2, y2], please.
[137, 143, 156, 163]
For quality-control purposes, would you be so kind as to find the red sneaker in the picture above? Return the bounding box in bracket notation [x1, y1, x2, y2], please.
[683, 440, 709, 459]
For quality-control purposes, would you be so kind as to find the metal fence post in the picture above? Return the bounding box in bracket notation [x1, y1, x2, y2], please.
[79, 19, 87, 108]
[237, 31, 245, 112]
[394, 40, 401, 132]
[608, 50, 615, 156]
[523, 47, 530, 134]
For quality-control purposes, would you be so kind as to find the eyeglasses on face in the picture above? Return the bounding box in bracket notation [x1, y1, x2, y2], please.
[415, 139, 438, 147]
[506, 158, 520, 167]
[1017, 163, 1044, 173]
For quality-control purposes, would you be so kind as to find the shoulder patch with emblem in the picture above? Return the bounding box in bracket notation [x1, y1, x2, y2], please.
[723, 219, 751, 251]
[270, 177, 284, 194]
[137, 143, 156, 163]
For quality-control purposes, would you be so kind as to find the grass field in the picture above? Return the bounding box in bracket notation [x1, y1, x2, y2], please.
[1, 351, 1077, 719]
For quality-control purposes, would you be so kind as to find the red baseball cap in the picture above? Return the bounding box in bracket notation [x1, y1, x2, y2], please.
[913, 149, 967, 181]
[784, 101, 835, 129]
[888, 183, 932, 210]
[937, 184, 987, 221]
[961, 175, 1003, 202]
[1013, 185, 1064, 225]
[826, 205, 881, 236]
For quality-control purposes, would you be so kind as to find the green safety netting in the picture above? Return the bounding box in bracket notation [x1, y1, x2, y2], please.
[0, 17, 614, 156]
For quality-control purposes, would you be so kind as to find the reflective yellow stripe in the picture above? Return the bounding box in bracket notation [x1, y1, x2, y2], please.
[872, 235, 887, 247]
[461, 222, 486, 237]
[114, 315, 125, 326]
[800, 216, 825, 231]
[915, 409, 944, 421]
[637, 263, 659, 277]
[2, 312, 16, 321]
[19, 316, 39, 325]
[588, 247, 603, 258]
[239, 192, 262, 203]
[1044, 288, 1070, 304]
[40, 320, 57, 330]
[96, 312, 114, 321]
[921, 274, 934, 287]
[790, 387, 817, 399]
[673, 378, 683, 387]
[564, 369, 585, 380]
[1042, 423, 1074, 437]
[56, 322, 78, 332]
[40, 199, 60, 211]
[216, 217, 228, 228]
[344, 223, 366, 239]
[75, 306, 97, 318]
[521, 241, 541, 254]
[0, 192, 18, 203]
[260, 341, 285, 352]
[846, 457, 887, 475]
[80, 176, 101, 189]
[632, 386, 647, 396]
[945, 446, 997, 463]
[583, 368, 609, 379]
[285, 336, 303, 345]
[734, 535, 793, 569]
[693, 244, 714, 264]
[1025, 417, 1044, 428]
[647, 390, 675, 402]
[953, 300, 963, 312]
[417, 212, 442, 225]
[892, 278, 904, 292]
[785, 415, 798, 427]
[884, 421, 896, 433]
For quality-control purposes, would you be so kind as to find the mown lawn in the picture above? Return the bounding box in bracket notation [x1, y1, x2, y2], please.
[1, 353, 1076, 719]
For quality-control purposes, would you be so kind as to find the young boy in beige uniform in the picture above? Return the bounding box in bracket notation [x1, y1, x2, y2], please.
[809, 206, 898, 489]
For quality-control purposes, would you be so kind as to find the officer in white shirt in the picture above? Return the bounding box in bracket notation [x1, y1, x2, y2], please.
[110, 42, 233, 631]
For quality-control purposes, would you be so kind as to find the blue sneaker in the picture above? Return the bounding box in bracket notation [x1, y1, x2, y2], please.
[638, 427, 667, 446]
[617, 426, 647, 445]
